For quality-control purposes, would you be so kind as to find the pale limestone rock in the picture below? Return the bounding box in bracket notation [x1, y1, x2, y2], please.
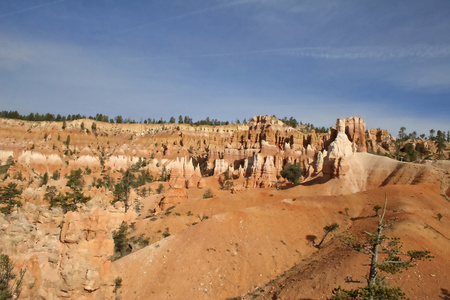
[324, 118, 354, 178]
[259, 155, 277, 188]
[69, 155, 101, 170]
[315, 150, 325, 174]
[168, 157, 185, 188]
[305, 144, 315, 157]
[0, 150, 14, 164]
[246, 154, 263, 188]
[214, 159, 229, 176]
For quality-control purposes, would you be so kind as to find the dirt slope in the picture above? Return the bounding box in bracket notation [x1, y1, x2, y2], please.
[244, 185, 449, 300]
[113, 154, 449, 300]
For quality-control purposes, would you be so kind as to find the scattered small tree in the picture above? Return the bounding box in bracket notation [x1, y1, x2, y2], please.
[398, 127, 406, 141]
[112, 222, 131, 259]
[112, 169, 135, 212]
[373, 205, 382, 216]
[220, 172, 234, 190]
[162, 227, 170, 238]
[113, 277, 122, 294]
[0, 183, 22, 215]
[40, 172, 49, 187]
[203, 189, 214, 199]
[5, 156, 14, 166]
[435, 130, 446, 159]
[44, 186, 58, 204]
[0, 254, 25, 300]
[315, 223, 339, 249]
[50, 169, 90, 212]
[52, 170, 60, 180]
[112, 222, 149, 260]
[429, 129, 435, 140]
[332, 196, 433, 300]
[156, 184, 164, 194]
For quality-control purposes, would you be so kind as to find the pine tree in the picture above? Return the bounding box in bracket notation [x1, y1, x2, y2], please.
[332, 196, 432, 300]
[49, 169, 90, 212]
[0, 183, 22, 215]
[0, 254, 25, 300]
[112, 169, 135, 212]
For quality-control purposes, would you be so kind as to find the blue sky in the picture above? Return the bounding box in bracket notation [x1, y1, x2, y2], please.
[1, 0, 449, 135]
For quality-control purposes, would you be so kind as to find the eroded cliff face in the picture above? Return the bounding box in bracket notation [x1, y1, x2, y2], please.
[0, 115, 372, 186]
[0, 200, 138, 299]
[1, 116, 449, 300]
[0, 115, 371, 299]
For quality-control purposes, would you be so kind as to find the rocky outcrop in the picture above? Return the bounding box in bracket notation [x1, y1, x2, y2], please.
[68, 155, 101, 170]
[167, 157, 202, 189]
[213, 158, 229, 176]
[58, 208, 123, 295]
[367, 128, 394, 152]
[314, 150, 326, 174]
[246, 154, 278, 188]
[158, 188, 188, 210]
[323, 119, 354, 178]
[0, 115, 376, 193]
[18, 151, 63, 174]
[0, 202, 135, 300]
[259, 155, 278, 188]
[0, 150, 14, 165]
[343, 116, 367, 152]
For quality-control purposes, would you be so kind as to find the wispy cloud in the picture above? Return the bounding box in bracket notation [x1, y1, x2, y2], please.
[164, 0, 255, 20]
[0, 0, 65, 18]
[107, 0, 255, 36]
[179, 44, 450, 60]
[279, 45, 450, 60]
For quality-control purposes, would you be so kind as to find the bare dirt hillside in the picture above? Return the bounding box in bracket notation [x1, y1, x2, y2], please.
[113, 154, 450, 300]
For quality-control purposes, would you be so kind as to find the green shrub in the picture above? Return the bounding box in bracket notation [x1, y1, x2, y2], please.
[113, 277, 122, 294]
[51, 170, 60, 180]
[156, 184, 164, 194]
[280, 163, 303, 184]
[203, 189, 213, 199]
